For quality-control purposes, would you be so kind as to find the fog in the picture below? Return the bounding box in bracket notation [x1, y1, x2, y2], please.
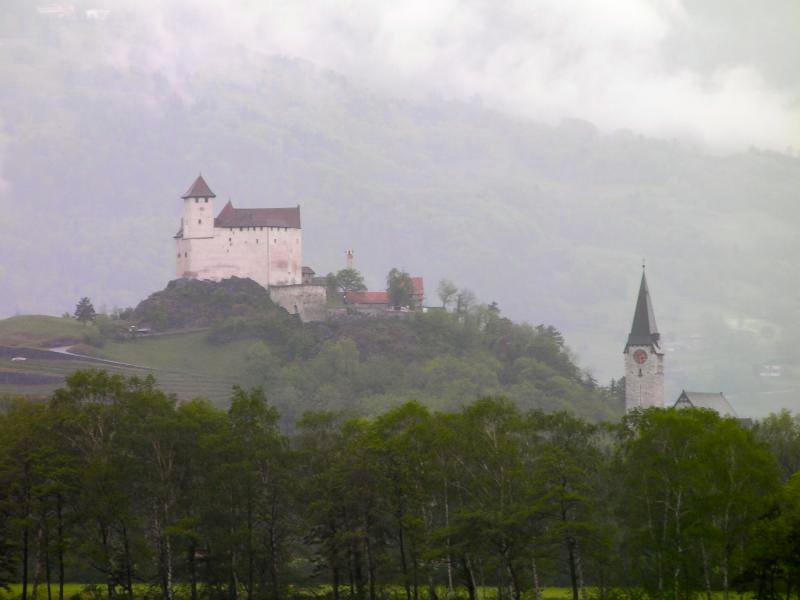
[67, 0, 800, 151]
[0, 0, 798, 415]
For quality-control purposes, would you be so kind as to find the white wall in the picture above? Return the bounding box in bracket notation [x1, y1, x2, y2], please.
[176, 225, 302, 288]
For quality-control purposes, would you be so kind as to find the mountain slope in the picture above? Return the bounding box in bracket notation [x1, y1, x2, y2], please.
[0, 13, 798, 415]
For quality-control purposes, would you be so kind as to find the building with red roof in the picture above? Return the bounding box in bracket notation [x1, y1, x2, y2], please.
[344, 277, 425, 313]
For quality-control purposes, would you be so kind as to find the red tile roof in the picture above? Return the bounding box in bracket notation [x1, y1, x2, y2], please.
[345, 277, 424, 306]
[215, 201, 301, 229]
[345, 291, 390, 305]
[182, 175, 216, 199]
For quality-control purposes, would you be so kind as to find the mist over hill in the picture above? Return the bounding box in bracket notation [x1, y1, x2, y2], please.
[1, 3, 799, 416]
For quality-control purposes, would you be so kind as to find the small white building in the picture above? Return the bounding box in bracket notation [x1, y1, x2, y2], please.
[674, 391, 738, 418]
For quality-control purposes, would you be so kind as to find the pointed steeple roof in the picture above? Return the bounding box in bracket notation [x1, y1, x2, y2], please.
[181, 174, 216, 199]
[626, 269, 660, 349]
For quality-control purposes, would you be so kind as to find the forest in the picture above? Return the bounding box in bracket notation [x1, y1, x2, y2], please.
[1, 370, 799, 600]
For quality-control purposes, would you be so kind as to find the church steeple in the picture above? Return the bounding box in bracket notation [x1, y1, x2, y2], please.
[626, 270, 660, 350]
[623, 266, 665, 411]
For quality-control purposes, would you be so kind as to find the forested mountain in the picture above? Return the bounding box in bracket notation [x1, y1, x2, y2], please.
[0, 3, 799, 414]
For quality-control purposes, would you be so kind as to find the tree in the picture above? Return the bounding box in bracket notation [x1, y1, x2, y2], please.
[335, 268, 367, 293]
[387, 268, 415, 308]
[753, 410, 800, 481]
[437, 280, 458, 310]
[73, 297, 96, 324]
[455, 289, 476, 315]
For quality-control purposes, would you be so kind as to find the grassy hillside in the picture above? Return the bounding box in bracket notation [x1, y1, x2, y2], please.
[0, 315, 95, 347]
[75, 331, 254, 378]
[0, 350, 239, 406]
[0, 278, 624, 424]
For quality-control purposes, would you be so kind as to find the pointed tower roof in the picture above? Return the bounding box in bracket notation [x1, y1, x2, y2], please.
[626, 270, 660, 349]
[181, 174, 216, 199]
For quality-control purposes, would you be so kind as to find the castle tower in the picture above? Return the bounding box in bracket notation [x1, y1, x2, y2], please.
[180, 174, 215, 239]
[624, 268, 664, 411]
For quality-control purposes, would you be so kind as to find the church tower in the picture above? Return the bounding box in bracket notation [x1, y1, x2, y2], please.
[180, 174, 215, 239]
[624, 268, 664, 411]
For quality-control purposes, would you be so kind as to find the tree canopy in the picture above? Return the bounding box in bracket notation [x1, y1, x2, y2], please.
[386, 268, 416, 308]
[0, 372, 797, 600]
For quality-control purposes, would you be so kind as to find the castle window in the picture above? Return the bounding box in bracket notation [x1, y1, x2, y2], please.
[274, 238, 277, 244]
[198, 219, 202, 225]
[256, 239, 259, 244]
[240, 228, 243, 232]
[184, 252, 187, 257]
[204, 198, 208, 203]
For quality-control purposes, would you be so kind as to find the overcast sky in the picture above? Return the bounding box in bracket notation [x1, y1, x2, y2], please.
[109, 0, 800, 152]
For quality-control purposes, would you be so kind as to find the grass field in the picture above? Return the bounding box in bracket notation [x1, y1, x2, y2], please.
[0, 585, 765, 600]
[0, 315, 257, 406]
[75, 331, 254, 378]
[0, 315, 95, 347]
[0, 353, 241, 407]
[0, 584, 580, 600]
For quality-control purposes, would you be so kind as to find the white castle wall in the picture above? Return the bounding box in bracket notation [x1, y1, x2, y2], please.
[624, 345, 664, 411]
[177, 225, 302, 288]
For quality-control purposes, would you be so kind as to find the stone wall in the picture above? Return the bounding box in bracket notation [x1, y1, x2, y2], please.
[269, 284, 327, 322]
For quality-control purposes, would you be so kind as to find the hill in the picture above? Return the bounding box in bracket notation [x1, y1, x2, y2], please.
[0, 315, 94, 347]
[0, 279, 623, 424]
[131, 276, 284, 330]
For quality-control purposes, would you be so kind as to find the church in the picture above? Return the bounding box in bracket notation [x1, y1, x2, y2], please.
[623, 268, 742, 420]
[174, 175, 326, 321]
[623, 270, 665, 411]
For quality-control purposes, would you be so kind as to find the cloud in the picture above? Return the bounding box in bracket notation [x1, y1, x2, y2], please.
[106, 0, 799, 151]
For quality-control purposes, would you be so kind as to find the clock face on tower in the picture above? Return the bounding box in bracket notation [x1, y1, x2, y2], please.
[633, 349, 648, 365]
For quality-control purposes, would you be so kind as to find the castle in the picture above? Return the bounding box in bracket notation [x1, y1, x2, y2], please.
[174, 175, 326, 321]
[175, 175, 302, 287]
